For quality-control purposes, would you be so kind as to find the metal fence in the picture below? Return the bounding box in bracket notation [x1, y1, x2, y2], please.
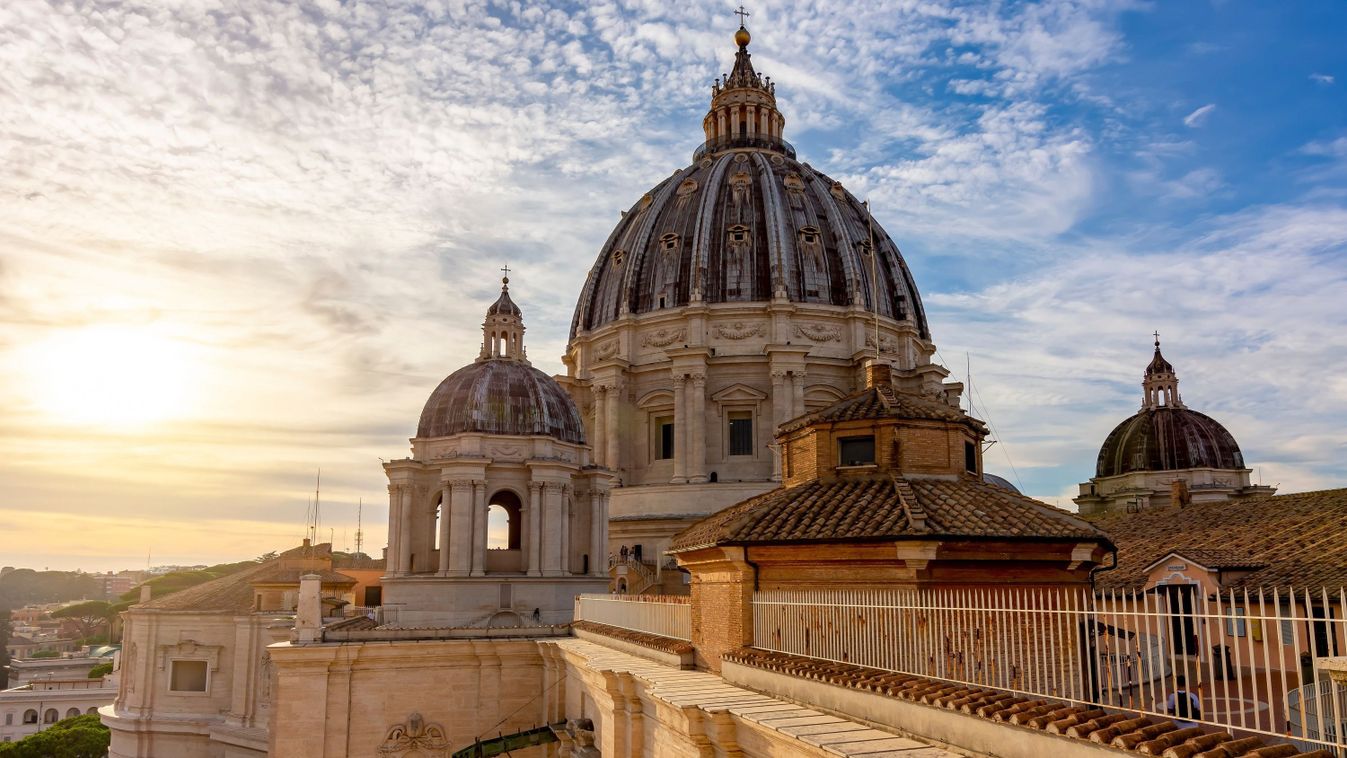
[575, 594, 691, 641]
[752, 586, 1347, 753]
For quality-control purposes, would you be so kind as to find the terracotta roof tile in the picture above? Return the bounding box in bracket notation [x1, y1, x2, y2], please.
[778, 385, 981, 434]
[669, 475, 1108, 553]
[1089, 488, 1347, 591]
[137, 542, 340, 612]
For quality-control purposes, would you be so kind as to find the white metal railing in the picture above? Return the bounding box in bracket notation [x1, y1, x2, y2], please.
[752, 586, 1347, 753]
[575, 594, 691, 641]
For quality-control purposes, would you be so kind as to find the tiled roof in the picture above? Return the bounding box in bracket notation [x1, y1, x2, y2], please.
[668, 475, 1108, 553]
[572, 620, 694, 655]
[1089, 488, 1347, 591]
[249, 566, 356, 586]
[137, 542, 336, 612]
[778, 384, 980, 434]
[725, 648, 1331, 758]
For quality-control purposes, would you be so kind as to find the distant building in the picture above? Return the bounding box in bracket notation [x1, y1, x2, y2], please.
[1075, 337, 1275, 515]
[95, 572, 136, 600]
[101, 541, 381, 758]
[0, 678, 114, 745]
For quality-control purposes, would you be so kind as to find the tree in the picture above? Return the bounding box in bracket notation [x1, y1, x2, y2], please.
[0, 609, 10, 689]
[51, 600, 112, 640]
[0, 714, 110, 758]
[88, 661, 113, 679]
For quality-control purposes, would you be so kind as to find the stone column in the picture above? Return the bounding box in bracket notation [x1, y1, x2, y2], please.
[689, 373, 707, 483]
[559, 484, 571, 575]
[398, 486, 414, 574]
[470, 480, 487, 576]
[449, 480, 473, 576]
[437, 482, 452, 575]
[386, 484, 402, 576]
[770, 370, 788, 481]
[593, 385, 607, 466]
[746, 105, 756, 136]
[717, 110, 726, 140]
[730, 108, 739, 138]
[589, 490, 607, 577]
[671, 374, 688, 483]
[528, 482, 544, 576]
[605, 381, 622, 475]
[543, 483, 564, 576]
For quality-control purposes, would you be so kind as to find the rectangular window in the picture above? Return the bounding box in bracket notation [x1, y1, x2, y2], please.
[1281, 615, 1294, 646]
[728, 412, 753, 456]
[1226, 607, 1247, 638]
[170, 660, 208, 692]
[655, 416, 674, 460]
[964, 441, 977, 473]
[838, 436, 876, 466]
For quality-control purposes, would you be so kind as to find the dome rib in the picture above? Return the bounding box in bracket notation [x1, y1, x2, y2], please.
[690, 153, 734, 296]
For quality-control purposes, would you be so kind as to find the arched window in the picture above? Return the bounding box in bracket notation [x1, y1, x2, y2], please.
[4, 712, 12, 726]
[433, 491, 443, 553]
[22, 710, 37, 725]
[86, 707, 99, 715]
[43, 708, 58, 724]
[486, 490, 522, 550]
[65, 707, 81, 719]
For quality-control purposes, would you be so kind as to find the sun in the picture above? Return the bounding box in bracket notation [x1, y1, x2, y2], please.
[23, 326, 195, 427]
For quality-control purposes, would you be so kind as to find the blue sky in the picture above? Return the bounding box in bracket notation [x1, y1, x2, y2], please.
[0, 0, 1344, 570]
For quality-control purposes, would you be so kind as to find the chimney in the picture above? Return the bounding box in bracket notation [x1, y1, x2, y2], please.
[295, 574, 323, 644]
[139, 584, 152, 604]
[864, 360, 892, 389]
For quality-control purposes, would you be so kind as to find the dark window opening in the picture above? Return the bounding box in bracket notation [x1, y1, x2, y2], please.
[656, 417, 675, 460]
[728, 412, 753, 456]
[964, 441, 977, 473]
[838, 436, 876, 466]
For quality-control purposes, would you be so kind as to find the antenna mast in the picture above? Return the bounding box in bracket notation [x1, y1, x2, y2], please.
[355, 499, 364, 557]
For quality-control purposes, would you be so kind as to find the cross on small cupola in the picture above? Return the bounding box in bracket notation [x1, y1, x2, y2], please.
[735, 5, 750, 26]
[481, 264, 528, 363]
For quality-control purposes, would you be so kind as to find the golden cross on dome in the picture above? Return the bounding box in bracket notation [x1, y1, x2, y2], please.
[734, 5, 750, 26]
[1153, 330, 1160, 347]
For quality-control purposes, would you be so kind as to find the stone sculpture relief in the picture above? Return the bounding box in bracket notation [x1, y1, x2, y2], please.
[378, 713, 450, 757]
[714, 321, 765, 340]
[640, 328, 686, 348]
[794, 322, 843, 342]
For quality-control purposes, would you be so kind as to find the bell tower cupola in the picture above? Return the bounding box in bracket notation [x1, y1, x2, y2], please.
[479, 266, 528, 363]
[1142, 332, 1182, 409]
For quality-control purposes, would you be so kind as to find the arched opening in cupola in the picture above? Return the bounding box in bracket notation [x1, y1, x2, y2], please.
[485, 489, 524, 574]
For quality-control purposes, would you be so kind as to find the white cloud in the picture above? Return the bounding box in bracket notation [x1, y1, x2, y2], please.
[1183, 103, 1217, 128]
[1310, 73, 1335, 85]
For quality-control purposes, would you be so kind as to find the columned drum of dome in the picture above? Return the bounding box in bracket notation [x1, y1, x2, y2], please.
[1075, 338, 1274, 516]
[381, 276, 613, 627]
[560, 24, 966, 585]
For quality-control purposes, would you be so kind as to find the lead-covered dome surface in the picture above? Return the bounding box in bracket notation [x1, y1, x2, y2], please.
[570, 151, 929, 341]
[1095, 407, 1244, 478]
[417, 359, 585, 444]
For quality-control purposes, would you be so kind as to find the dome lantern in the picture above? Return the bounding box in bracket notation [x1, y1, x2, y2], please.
[701, 18, 788, 160]
[480, 266, 527, 363]
[1142, 332, 1182, 409]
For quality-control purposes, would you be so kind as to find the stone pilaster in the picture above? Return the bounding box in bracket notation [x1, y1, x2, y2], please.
[470, 480, 487, 576]
[528, 482, 544, 577]
[449, 479, 474, 577]
[589, 490, 607, 577]
[689, 372, 707, 483]
[604, 380, 622, 475]
[437, 482, 452, 575]
[672, 373, 688, 484]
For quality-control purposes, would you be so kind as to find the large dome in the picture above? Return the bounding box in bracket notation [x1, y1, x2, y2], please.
[418, 359, 585, 444]
[1095, 407, 1244, 478]
[569, 28, 927, 341]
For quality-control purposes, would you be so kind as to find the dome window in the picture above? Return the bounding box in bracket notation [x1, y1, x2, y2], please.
[660, 233, 679, 252]
[838, 435, 876, 467]
[612, 250, 626, 267]
[728, 225, 750, 244]
[798, 226, 820, 246]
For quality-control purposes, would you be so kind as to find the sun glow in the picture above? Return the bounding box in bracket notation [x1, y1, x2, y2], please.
[23, 326, 196, 427]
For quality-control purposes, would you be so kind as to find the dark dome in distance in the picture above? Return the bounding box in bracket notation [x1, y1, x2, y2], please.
[418, 360, 585, 444]
[1096, 407, 1244, 478]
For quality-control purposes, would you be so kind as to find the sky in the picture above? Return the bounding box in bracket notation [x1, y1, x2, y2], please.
[1, 0, 1345, 572]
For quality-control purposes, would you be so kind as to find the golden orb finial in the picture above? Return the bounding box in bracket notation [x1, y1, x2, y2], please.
[734, 26, 751, 47]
